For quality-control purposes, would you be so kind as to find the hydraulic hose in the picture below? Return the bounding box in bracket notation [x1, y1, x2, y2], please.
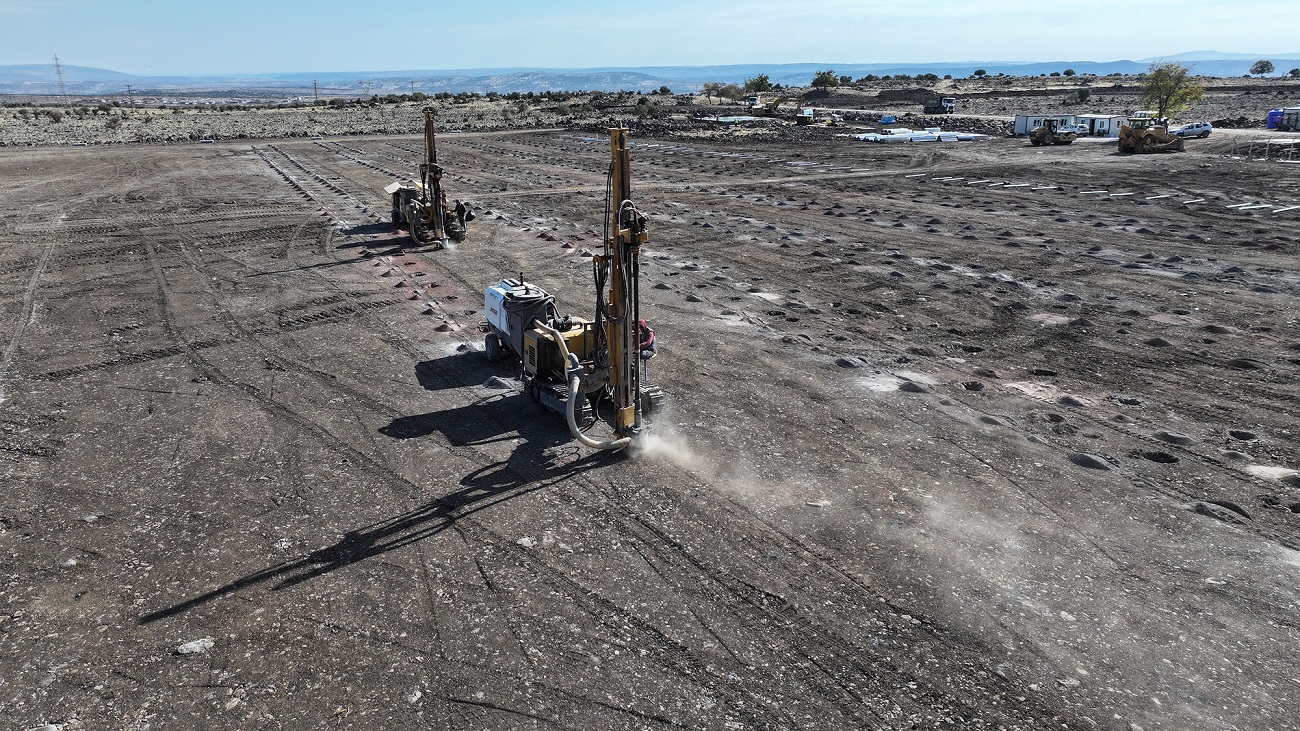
[532, 320, 631, 451]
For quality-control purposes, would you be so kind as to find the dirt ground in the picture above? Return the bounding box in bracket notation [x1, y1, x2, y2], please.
[2, 122, 1299, 731]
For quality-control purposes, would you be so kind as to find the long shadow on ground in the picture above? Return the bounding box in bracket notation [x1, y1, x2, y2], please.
[140, 375, 607, 625]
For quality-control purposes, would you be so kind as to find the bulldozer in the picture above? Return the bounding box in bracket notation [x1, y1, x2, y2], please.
[1028, 118, 1078, 146]
[385, 108, 473, 247]
[481, 129, 663, 451]
[1117, 113, 1185, 153]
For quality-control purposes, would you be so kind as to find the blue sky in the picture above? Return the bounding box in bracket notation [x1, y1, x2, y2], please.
[2, 0, 1296, 74]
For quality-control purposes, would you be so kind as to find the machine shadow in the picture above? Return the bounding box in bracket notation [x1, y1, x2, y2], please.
[340, 222, 394, 236]
[141, 388, 605, 626]
[414, 352, 514, 392]
[138, 479, 529, 625]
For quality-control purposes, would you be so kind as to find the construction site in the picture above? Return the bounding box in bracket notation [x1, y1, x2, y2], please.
[2, 90, 1300, 731]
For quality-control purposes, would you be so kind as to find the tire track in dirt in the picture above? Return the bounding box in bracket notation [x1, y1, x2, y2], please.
[0, 235, 57, 405]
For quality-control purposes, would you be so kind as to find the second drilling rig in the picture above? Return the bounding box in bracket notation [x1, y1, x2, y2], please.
[386, 108, 474, 247]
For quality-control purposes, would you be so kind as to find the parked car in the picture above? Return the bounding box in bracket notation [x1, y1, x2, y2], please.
[1170, 121, 1213, 138]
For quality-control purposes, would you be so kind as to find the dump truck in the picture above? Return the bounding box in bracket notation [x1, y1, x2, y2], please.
[923, 97, 956, 114]
[1117, 112, 1185, 153]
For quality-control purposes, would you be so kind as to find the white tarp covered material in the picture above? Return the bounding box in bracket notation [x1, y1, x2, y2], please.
[851, 128, 990, 143]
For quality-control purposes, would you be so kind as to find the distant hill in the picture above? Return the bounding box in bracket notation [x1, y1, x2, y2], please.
[3, 54, 1299, 97]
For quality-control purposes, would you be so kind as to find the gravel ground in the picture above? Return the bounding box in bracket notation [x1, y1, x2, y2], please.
[2, 84, 1300, 730]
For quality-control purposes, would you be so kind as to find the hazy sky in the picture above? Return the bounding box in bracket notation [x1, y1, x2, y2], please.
[2, 0, 1296, 74]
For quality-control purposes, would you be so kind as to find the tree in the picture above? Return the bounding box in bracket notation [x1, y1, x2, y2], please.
[972, 69, 987, 78]
[700, 82, 723, 102]
[1290, 68, 1300, 78]
[1139, 62, 1204, 119]
[657, 85, 672, 95]
[1063, 68, 1076, 76]
[1250, 59, 1275, 77]
[718, 84, 743, 101]
[743, 74, 772, 93]
[811, 69, 840, 89]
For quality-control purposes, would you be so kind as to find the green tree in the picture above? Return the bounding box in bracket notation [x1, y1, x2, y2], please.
[1139, 62, 1204, 119]
[1290, 68, 1300, 78]
[700, 82, 723, 102]
[838, 75, 853, 85]
[1250, 59, 1275, 77]
[1063, 68, 1076, 76]
[972, 69, 987, 78]
[811, 69, 840, 89]
[743, 74, 772, 93]
[718, 84, 743, 101]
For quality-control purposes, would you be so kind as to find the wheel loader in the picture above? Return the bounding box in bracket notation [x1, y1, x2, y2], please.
[385, 107, 473, 247]
[1117, 113, 1185, 153]
[1028, 118, 1077, 146]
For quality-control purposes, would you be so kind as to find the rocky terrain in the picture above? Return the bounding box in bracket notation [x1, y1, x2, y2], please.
[1, 86, 1299, 730]
[3, 75, 1298, 147]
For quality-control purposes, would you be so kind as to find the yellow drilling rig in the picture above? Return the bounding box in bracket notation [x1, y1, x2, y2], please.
[386, 108, 474, 247]
[482, 128, 663, 450]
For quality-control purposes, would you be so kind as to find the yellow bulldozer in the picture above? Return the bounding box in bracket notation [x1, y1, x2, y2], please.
[1028, 118, 1078, 146]
[1117, 112, 1185, 154]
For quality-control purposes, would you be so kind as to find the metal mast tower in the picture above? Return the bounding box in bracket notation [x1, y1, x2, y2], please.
[53, 55, 68, 102]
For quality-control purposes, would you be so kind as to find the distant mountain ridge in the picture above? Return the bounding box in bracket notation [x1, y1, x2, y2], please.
[4, 53, 1300, 96]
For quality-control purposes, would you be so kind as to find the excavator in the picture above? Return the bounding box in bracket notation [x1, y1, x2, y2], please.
[750, 95, 805, 121]
[385, 108, 474, 247]
[1117, 112, 1185, 154]
[482, 128, 663, 450]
